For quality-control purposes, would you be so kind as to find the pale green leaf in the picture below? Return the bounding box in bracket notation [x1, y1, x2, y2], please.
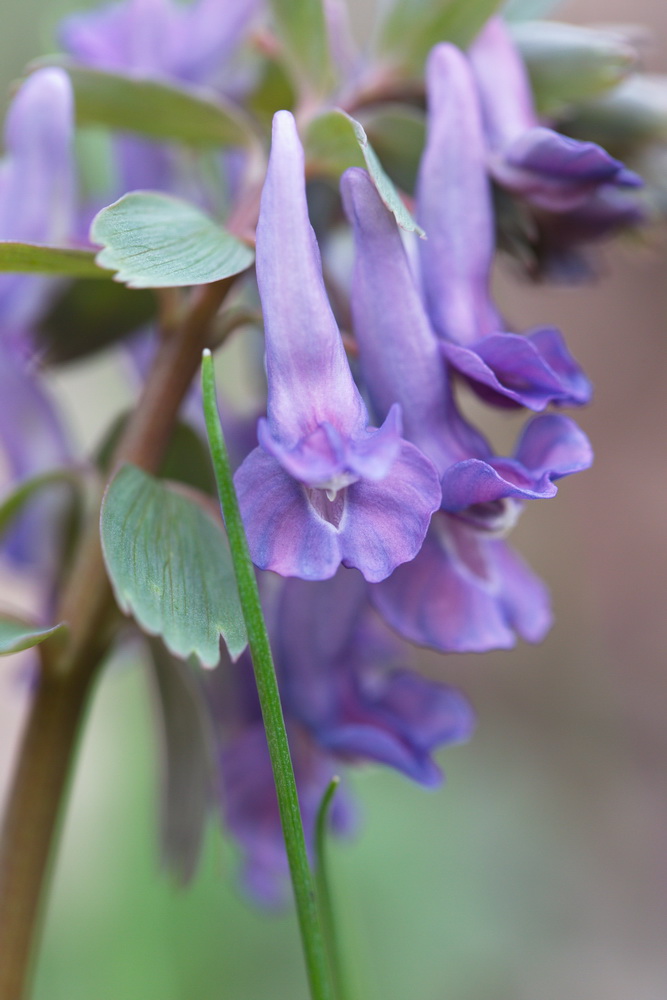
[361, 105, 426, 194]
[377, 0, 503, 75]
[100, 464, 247, 667]
[32, 60, 258, 149]
[267, 0, 333, 94]
[0, 471, 80, 537]
[0, 614, 67, 656]
[90, 192, 255, 288]
[147, 638, 216, 884]
[564, 75, 667, 153]
[503, 0, 563, 20]
[512, 21, 637, 116]
[305, 110, 425, 236]
[0, 241, 109, 279]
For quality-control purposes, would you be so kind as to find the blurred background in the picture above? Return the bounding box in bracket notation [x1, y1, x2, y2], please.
[1, 0, 666, 998]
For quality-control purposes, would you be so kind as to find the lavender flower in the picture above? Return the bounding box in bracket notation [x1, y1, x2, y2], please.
[60, 0, 259, 87]
[0, 70, 76, 567]
[342, 165, 593, 652]
[234, 111, 441, 582]
[216, 566, 472, 903]
[468, 17, 644, 277]
[469, 17, 642, 212]
[60, 0, 259, 202]
[416, 43, 591, 410]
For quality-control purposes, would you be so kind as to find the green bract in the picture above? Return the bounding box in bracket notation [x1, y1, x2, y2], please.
[305, 110, 425, 237]
[267, 0, 333, 94]
[376, 0, 503, 75]
[90, 192, 255, 288]
[0, 615, 67, 656]
[0, 241, 108, 278]
[100, 464, 247, 668]
[512, 20, 637, 116]
[33, 60, 258, 149]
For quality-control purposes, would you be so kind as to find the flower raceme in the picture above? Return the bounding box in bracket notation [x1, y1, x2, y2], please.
[234, 110, 441, 582]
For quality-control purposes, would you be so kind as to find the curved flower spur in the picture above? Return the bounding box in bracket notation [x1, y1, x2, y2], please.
[416, 44, 592, 410]
[234, 111, 441, 582]
[341, 166, 593, 653]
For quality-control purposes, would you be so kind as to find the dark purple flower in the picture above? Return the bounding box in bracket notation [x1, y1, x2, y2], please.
[416, 43, 591, 410]
[235, 111, 441, 582]
[216, 565, 472, 903]
[342, 164, 592, 652]
[274, 569, 474, 786]
[468, 17, 642, 212]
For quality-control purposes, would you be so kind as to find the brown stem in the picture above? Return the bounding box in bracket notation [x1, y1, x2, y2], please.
[0, 277, 234, 1000]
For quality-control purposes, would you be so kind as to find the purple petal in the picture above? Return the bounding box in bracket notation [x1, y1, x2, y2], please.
[256, 404, 403, 489]
[235, 441, 440, 582]
[440, 458, 557, 512]
[417, 44, 500, 347]
[220, 722, 351, 907]
[468, 16, 537, 149]
[512, 413, 594, 478]
[257, 111, 368, 451]
[341, 166, 490, 475]
[372, 515, 552, 653]
[0, 343, 71, 567]
[495, 127, 643, 212]
[60, 0, 259, 84]
[441, 326, 591, 410]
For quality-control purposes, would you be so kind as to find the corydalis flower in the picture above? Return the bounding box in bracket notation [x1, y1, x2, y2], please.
[235, 111, 440, 582]
[342, 166, 593, 652]
[468, 17, 642, 213]
[60, 0, 258, 86]
[0, 70, 75, 567]
[417, 43, 591, 410]
[275, 569, 474, 785]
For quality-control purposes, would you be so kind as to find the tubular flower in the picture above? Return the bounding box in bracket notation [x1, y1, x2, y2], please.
[342, 165, 593, 652]
[234, 111, 441, 582]
[0, 70, 76, 568]
[416, 43, 592, 410]
[468, 17, 642, 213]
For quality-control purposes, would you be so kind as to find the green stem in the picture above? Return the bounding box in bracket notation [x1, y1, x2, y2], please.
[315, 777, 349, 1000]
[201, 350, 334, 1000]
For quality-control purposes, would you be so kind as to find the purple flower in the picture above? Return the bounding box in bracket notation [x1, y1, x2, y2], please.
[235, 111, 441, 582]
[342, 164, 592, 652]
[0, 70, 76, 568]
[215, 566, 472, 904]
[415, 42, 591, 410]
[468, 17, 642, 212]
[60, 0, 259, 202]
[60, 0, 259, 87]
[274, 569, 474, 786]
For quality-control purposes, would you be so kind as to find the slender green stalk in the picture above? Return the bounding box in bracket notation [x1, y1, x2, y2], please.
[315, 776, 350, 1000]
[201, 349, 335, 1000]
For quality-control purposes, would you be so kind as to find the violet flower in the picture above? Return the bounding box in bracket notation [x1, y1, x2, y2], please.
[0, 70, 76, 567]
[216, 566, 472, 904]
[60, 0, 259, 202]
[342, 165, 593, 652]
[60, 0, 259, 87]
[416, 43, 592, 411]
[468, 17, 642, 213]
[235, 111, 441, 582]
[274, 569, 474, 786]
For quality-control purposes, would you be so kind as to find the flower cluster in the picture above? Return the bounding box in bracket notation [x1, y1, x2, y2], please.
[0, 0, 661, 905]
